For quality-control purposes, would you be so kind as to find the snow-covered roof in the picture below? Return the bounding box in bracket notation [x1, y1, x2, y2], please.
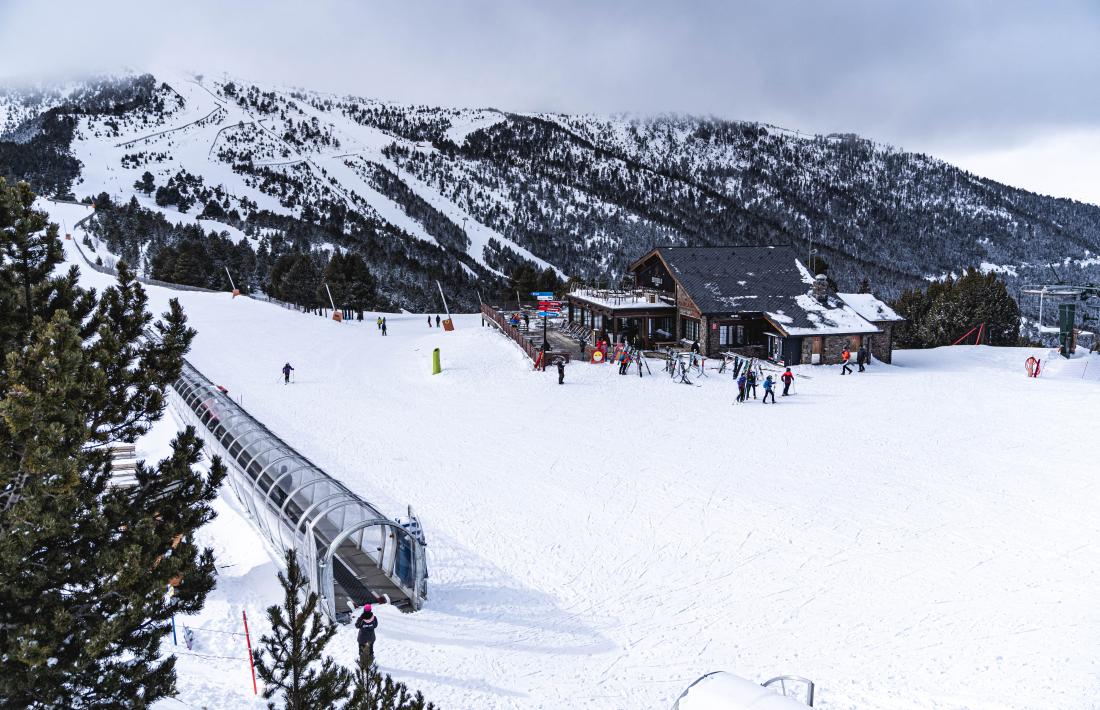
[646, 246, 881, 336]
[767, 293, 880, 336]
[568, 289, 676, 311]
[837, 292, 905, 322]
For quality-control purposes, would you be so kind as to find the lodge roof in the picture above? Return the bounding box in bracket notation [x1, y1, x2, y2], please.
[638, 245, 880, 336]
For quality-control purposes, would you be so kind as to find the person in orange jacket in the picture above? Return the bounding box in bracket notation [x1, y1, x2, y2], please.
[841, 347, 853, 375]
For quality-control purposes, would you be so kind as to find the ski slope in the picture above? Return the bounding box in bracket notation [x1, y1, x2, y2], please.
[46, 199, 1100, 709]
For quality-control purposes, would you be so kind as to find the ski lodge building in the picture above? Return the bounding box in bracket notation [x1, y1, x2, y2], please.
[564, 245, 903, 365]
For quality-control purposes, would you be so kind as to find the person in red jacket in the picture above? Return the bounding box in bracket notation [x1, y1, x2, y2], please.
[781, 367, 794, 396]
[840, 348, 853, 375]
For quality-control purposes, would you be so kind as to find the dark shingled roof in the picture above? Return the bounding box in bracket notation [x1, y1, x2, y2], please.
[654, 245, 879, 335]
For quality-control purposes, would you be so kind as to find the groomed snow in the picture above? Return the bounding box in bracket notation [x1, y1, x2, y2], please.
[46, 199, 1100, 709]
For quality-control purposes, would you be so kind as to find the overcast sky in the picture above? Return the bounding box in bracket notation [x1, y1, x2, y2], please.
[2, 0, 1098, 204]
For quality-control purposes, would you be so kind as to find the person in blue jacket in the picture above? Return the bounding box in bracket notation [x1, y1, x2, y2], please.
[762, 375, 776, 403]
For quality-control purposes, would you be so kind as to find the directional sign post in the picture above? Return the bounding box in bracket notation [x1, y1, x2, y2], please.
[531, 292, 555, 350]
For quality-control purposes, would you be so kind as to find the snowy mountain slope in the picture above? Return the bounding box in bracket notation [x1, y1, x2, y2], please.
[7, 70, 1100, 312]
[46, 197, 1100, 709]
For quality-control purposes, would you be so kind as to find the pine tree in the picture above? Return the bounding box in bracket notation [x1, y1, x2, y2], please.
[0, 178, 227, 708]
[346, 662, 437, 710]
[134, 171, 155, 194]
[253, 549, 352, 710]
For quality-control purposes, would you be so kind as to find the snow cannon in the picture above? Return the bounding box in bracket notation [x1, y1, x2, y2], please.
[673, 672, 814, 709]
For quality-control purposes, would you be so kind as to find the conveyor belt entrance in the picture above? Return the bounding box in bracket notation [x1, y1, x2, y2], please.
[168, 361, 428, 618]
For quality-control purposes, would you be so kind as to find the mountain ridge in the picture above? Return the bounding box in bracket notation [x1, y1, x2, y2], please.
[2, 70, 1098, 314]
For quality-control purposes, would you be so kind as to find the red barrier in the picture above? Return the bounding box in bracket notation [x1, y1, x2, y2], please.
[243, 610, 258, 695]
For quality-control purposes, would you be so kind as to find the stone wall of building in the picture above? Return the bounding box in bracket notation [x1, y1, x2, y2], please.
[799, 334, 867, 365]
[867, 322, 895, 363]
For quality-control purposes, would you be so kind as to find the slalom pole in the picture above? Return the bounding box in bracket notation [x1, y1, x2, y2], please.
[242, 610, 258, 695]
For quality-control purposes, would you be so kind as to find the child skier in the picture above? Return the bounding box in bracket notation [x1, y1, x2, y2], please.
[736, 373, 747, 403]
[762, 375, 776, 403]
[355, 604, 378, 668]
[781, 367, 794, 396]
[281, 362, 294, 384]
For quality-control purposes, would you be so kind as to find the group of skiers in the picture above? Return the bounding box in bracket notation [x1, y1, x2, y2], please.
[426, 315, 442, 327]
[736, 366, 795, 404]
[840, 345, 869, 375]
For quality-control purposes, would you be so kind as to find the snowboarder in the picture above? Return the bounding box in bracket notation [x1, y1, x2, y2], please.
[427, 315, 432, 327]
[841, 347, 852, 375]
[381, 318, 388, 336]
[736, 373, 747, 402]
[762, 375, 776, 403]
[746, 369, 758, 399]
[355, 604, 378, 668]
[555, 357, 565, 385]
[857, 346, 868, 372]
[436, 314, 441, 327]
[281, 362, 294, 384]
[781, 367, 794, 396]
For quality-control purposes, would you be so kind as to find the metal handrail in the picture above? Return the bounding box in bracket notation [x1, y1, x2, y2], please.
[763, 675, 816, 707]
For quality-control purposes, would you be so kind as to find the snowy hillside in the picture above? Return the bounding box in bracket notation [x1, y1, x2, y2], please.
[44, 198, 1100, 709]
[5, 71, 1100, 313]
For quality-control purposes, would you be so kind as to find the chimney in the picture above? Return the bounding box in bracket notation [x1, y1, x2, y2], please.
[813, 274, 829, 304]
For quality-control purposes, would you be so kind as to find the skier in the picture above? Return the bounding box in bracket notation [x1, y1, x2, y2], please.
[381, 318, 388, 336]
[736, 373, 747, 403]
[781, 367, 794, 396]
[355, 604, 378, 669]
[762, 375, 776, 403]
[857, 345, 868, 372]
[841, 347, 853, 375]
[746, 369, 758, 399]
[618, 350, 631, 375]
[578, 337, 586, 360]
[436, 314, 441, 327]
[427, 315, 432, 328]
[555, 357, 565, 385]
[376, 316, 382, 330]
[281, 362, 294, 385]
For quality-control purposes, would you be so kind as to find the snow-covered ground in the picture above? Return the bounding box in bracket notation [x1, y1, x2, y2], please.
[46, 199, 1100, 709]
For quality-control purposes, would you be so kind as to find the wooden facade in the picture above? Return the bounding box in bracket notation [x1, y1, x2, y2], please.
[566, 246, 898, 366]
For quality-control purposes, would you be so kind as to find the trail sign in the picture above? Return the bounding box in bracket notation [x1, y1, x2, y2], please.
[539, 301, 562, 308]
[531, 291, 554, 299]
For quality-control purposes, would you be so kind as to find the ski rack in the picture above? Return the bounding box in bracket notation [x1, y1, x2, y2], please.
[167, 360, 428, 619]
